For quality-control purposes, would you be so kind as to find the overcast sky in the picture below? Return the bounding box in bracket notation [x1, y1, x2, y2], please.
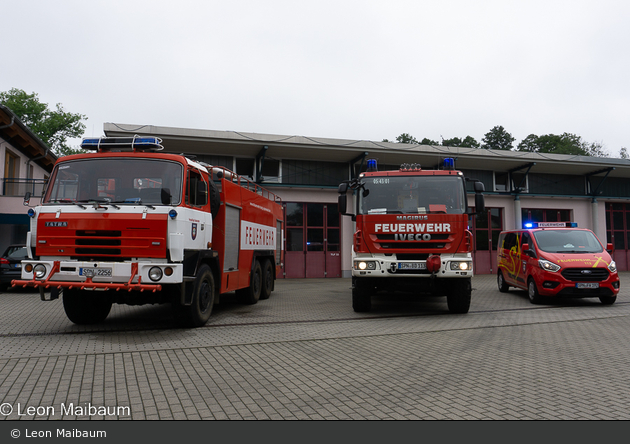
[3, 0, 629, 156]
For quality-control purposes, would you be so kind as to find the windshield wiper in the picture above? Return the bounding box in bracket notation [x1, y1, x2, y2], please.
[76, 198, 121, 209]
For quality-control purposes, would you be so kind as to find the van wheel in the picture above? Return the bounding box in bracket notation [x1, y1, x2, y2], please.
[599, 295, 616, 305]
[497, 271, 509, 293]
[63, 289, 112, 325]
[527, 278, 543, 304]
[260, 259, 273, 300]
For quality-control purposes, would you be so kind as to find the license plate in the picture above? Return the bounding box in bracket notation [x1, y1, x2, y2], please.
[576, 282, 599, 289]
[80, 268, 112, 277]
[398, 262, 426, 270]
[14, 264, 21, 269]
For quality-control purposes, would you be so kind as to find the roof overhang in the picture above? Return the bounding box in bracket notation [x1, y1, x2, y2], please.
[0, 105, 57, 171]
[104, 122, 630, 179]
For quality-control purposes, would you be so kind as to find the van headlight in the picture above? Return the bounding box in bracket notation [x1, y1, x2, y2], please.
[608, 261, 617, 273]
[539, 259, 560, 272]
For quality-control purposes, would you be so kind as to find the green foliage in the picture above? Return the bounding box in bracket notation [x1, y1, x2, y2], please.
[395, 133, 418, 144]
[515, 132, 609, 157]
[420, 137, 440, 146]
[620, 147, 629, 159]
[0, 88, 87, 156]
[481, 126, 515, 150]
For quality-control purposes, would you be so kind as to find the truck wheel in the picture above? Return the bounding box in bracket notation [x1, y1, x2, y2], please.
[527, 278, 543, 304]
[599, 295, 616, 305]
[62, 289, 112, 325]
[180, 264, 215, 327]
[446, 279, 471, 314]
[352, 279, 372, 312]
[238, 260, 262, 305]
[260, 259, 273, 300]
[497, 271, 509, 293]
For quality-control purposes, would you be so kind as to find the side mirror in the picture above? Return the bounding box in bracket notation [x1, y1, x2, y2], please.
[161, 188, 172, 205]
[338, 183, 348, 194]
[607, 243, 614, 253]
[338, 193, 347, 214]
[474, 181, 485, 193]
[23, 191, 31, 206]
[475, 193, 485, 214]
[522, 243, 529, 252]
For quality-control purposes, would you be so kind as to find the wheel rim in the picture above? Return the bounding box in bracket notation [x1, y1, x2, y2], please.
[498, 273, 503, 288]
[528, 281, 535, 300]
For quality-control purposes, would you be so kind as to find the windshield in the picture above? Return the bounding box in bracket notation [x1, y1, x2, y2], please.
[358, 175, 466, 215]
[533, 230, 603, 253]
[44, 158, 183, 205]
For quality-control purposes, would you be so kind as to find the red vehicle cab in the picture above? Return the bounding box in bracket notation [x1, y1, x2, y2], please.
[497, 222, 620, 305]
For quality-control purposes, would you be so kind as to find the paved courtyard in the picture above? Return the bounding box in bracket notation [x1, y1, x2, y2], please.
[1, 272, 629, 421]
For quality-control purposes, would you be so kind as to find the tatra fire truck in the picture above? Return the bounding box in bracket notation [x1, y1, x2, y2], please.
[12, 137, 284, 327]
[338, 158, 485, 313]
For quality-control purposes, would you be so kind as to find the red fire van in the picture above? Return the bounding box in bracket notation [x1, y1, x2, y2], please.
[497, 222, 619, 305]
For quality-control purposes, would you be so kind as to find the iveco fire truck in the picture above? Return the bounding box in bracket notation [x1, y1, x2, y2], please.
[338, 158, 485, 313]
[12, 136, 284, 327]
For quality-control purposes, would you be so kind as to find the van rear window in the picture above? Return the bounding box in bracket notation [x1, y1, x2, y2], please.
[533, 230, 603, 253]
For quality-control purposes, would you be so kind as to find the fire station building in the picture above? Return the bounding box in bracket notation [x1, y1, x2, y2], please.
[102, 123, 630, 278]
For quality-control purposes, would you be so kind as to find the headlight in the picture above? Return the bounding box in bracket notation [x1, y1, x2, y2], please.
[539, 259, 560, 272]
[33, 264, 47, 279]
[148, 266, 163, 282]
[608, 261, 617, 273]
[355, 261, 376, 271]
[450, 261, 471, 271]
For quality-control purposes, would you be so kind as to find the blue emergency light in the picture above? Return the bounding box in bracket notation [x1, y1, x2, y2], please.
[80, 136, 164, 151]
[366, 158, 378, 172]
[443, 158, 455, 170]
[523, 221, 578, 229]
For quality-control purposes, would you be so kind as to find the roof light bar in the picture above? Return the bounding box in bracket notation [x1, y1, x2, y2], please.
[443, 158, 455, 170]
[523, 222, 578, 229]
[80, 136, 164, 152]
[366, 158, 378, 172]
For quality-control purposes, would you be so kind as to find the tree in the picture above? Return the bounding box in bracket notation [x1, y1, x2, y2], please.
[396, 133, 418, 144]
[420, 137, 440, 146]
[515, 132, 608, 157]
[481, 125, 515, 150]
[461, 136, 480, 148]
[0, 88, 87, 156]
[442, 137, 462, 147]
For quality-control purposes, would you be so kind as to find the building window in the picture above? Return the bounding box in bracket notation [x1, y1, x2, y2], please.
[470, 207, 503, 251]
[494, 172, 508, 192]
[522, 209, 572, 226]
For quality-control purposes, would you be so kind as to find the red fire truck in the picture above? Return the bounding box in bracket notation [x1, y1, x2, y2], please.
[338, 158, 485, 313]
[12, 136, 284, 327]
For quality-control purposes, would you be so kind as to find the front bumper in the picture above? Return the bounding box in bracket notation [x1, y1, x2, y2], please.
[12, 259, 183, 293]
[352, 255, 472, 278]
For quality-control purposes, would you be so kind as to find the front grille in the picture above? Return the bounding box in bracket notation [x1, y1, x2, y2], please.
[379, 242, 446, 249]
[396, 253, 430, 261]
[75, 248, 122, 256]
[561, 268, 609, 282]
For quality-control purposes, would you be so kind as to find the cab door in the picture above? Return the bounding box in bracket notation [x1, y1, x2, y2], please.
[499, 232, 521, 286]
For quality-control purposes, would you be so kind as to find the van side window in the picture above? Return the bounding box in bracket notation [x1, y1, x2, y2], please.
[503, 232, 517, 251]
[521, 232, 536, 257]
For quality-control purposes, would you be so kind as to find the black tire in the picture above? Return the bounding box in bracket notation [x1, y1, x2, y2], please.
[446, 278, 471, 314]
[497, 271, 509, 293]
[62, 289, 112, 325]
[238, 260, 262, 305]
[179, 264, 215, 327]
[352, 278, 372, 313]
[209, 180, 220, 219]
[599, 295, 617, 305]
[527, 278, 543, 304]
[260, 259, 273, 300]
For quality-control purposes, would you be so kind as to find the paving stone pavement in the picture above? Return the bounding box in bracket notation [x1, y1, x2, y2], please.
[1, 272, 629, 420]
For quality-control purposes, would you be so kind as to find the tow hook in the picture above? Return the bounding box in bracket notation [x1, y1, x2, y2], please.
[389, 263, 397, 273]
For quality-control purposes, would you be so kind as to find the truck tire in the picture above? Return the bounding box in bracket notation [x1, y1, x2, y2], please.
[179, 264, 215, 327]
[446, 278, 471, 314]
[527, 278, 543, 304]
[260, 259, 273, 300]
[352, 278, 372, 313]
[238, 260, 262, 305]
[497, 271, 509, 293]
[62, 289, 112, 325]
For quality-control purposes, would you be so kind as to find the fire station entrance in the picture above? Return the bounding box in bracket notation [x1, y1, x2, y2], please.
[283, 202, 341, 278]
